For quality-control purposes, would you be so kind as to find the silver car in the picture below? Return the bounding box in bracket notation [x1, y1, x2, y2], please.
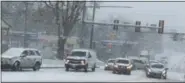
[1, 48, 42, 71]
[145, 63, 168, 79]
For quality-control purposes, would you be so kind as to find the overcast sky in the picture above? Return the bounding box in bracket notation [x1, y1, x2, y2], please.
[87, 2, 185, 32]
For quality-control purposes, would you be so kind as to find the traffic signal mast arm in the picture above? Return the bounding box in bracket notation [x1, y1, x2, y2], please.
[83, 21, 185, 35]
[84, 21, 161, 29]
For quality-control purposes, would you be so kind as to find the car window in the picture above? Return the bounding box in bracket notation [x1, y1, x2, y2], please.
[116, 59, 129, 64]
[132, 59, 144, 64]
[29, 50, 35, 56]
[151, 64, 164, 68]
[35, 51, 41, 56]
[22, 50, 29, 56]
[108, 60, 115, 63]
[71, 51, 86, 57]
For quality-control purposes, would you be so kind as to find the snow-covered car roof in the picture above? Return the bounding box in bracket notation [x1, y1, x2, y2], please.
[116, 58, 130, 61]
[72, 48, 96, 52]
[150, 62, 164, 66]
[108, 58, 115, 61]
[2, 47, 39, 56]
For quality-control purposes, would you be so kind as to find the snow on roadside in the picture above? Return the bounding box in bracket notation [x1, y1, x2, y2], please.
[167, 72, 185, 82]
[41, 59, 64, 68]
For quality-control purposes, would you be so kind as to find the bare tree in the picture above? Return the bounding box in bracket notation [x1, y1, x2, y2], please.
[43, 1, 85, 59]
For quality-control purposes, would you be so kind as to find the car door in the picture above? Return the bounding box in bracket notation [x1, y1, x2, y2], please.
[87, 52, 93, 68]
[27, 50, 36, 67]
[20, 50, 29, 67]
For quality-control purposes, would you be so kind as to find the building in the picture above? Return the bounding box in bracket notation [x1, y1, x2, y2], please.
[1, 19, 11, 53]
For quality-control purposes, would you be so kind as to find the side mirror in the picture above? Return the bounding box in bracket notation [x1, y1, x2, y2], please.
[88, 55, 92, 58]
[165, 68, 169, 70]
[20, 54, 26, 57]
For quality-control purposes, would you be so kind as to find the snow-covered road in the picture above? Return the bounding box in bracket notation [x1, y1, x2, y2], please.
[2, 68, 181, 82]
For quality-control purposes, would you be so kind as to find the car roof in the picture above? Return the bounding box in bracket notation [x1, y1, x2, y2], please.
[116, 58, 130, 61]
[150, 63, 164, 66]
[72, 48, 96, 52]
[108, 59, 115, 61]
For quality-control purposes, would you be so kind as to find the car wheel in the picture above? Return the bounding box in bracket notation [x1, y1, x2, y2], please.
[75, 68, 78, 71]
[146, 72, 150, 77]
[84, 68, 88, 72]
[161, 74, 167, 79]
[33, 62, 41, 71]
[112, 70, 116, 74]
[92, 67, 95, 72]
[127, 71, 131, 75]
[65, 67, 69, 71]
[11, 61, 21, 71]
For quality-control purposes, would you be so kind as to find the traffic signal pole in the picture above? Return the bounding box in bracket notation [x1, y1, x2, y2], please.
[89, 2, 96, 49]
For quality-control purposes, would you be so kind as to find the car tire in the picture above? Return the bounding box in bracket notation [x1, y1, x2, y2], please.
[146, 72, 150, 77]
[84, 68, 88, 72]
[11, 61, 21, 71]
[33, 62, 41, 71]
[112, 70, 116, 74]
[161, 74, 167, 79]
[127, 71, 131, 75]
[92, 67, 95, 72]
[65, 67, 69, 71]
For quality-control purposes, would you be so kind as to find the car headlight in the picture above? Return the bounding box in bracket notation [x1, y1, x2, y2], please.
[65, 60, 69, 64]
[114, 65, 118, 68]
[127, 65, 133, 69]
[148, 69, 151, 72]
[81, 60, 85, 65]
[162, 70, 166, 74]
[105, 64, 108, 67]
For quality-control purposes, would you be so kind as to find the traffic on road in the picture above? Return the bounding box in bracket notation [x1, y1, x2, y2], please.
[2, 1, 185, 82]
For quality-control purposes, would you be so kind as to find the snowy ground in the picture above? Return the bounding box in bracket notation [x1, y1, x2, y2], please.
[1, 58, 184, 82]
[2, 68, 181, 82]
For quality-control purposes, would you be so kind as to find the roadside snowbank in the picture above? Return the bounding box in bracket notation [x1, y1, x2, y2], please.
[167, 72, 185, 82]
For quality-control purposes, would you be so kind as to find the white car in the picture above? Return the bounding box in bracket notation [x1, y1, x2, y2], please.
[1, 48, 42, 71]
[65, 48, 97, 72]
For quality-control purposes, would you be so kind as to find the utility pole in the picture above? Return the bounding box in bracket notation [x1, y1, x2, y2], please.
[80, 1, 86, 48]
[56, 2, 62, 59]
[89, 2, 96, 49]
[23, 2, 28, 48]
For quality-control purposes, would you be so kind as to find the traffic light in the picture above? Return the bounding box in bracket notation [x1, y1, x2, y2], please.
[135, 21, 141, 32]
[158, 20, 164, 34]
[113, 20, 119, 31]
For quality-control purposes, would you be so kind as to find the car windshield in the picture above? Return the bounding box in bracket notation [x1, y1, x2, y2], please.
[2, 48, 22, 56]
[71, 51, 86, 57]
[108, 60, 115, 63]
[151, 64, 164, 68]
[116, 59, 129, 64]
